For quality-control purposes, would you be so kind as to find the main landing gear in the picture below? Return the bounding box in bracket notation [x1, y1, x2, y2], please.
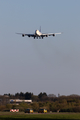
[33, 36, 43, 39]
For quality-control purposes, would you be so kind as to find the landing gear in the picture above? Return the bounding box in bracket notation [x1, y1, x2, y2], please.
[34, 37, 35, 39]
[42, 36, 43, 39]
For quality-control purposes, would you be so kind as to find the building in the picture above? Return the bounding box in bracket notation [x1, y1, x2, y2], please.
[10, 99, 32, 104]
[58, 93, 60, 97]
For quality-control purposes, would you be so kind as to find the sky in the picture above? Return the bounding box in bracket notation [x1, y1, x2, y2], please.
[0, 0, 80, 96]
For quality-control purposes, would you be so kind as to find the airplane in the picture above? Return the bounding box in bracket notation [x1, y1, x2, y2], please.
[16, 27, 61, 39]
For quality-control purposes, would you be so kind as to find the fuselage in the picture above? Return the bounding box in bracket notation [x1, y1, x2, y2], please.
[35, 30, 42, 36]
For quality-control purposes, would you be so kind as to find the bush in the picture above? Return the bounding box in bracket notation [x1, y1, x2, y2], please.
[73, 106, 80, 112]
[0, 105, 6, 111]
[31, 102, 39, 112]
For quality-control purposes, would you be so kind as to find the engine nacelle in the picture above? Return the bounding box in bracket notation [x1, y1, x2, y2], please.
[46, 35, 48, 37]
[28, 35, 30, 37]
[53, 34, 55, 36]
[22, 34, 25, 37]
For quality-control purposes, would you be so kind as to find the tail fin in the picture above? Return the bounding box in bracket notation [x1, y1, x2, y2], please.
[39, 26, 41, 32]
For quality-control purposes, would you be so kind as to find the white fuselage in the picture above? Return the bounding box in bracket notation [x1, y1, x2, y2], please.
[35, 30, 42, 36]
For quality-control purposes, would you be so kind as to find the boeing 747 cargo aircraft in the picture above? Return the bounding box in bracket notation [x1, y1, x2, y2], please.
[16, 27, 61, 39]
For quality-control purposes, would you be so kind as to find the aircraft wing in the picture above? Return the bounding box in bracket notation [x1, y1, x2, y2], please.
[42, 32, 62, 37]
[16, 33, 35, 37]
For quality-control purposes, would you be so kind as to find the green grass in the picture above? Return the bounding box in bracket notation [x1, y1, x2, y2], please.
[0, 112, 80, 119]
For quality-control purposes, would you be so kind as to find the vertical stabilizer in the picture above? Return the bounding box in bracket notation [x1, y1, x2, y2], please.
[39, 26, 41, 32]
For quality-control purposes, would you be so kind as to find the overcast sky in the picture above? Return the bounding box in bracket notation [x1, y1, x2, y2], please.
[0, 0, 80, 96]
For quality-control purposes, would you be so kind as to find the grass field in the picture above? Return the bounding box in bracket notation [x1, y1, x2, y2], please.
[0, 112, 80, 119]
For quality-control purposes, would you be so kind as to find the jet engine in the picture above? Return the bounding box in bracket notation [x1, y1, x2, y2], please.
[22, 34, 25, 37]
[46, 35, 48, 37]
[53, 34, 55, 36]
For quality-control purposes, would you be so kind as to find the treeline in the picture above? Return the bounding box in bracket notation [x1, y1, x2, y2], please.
[1, 92, 80, 112]
[4, 92, 80, 102]
[4, 92, 48, 101]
